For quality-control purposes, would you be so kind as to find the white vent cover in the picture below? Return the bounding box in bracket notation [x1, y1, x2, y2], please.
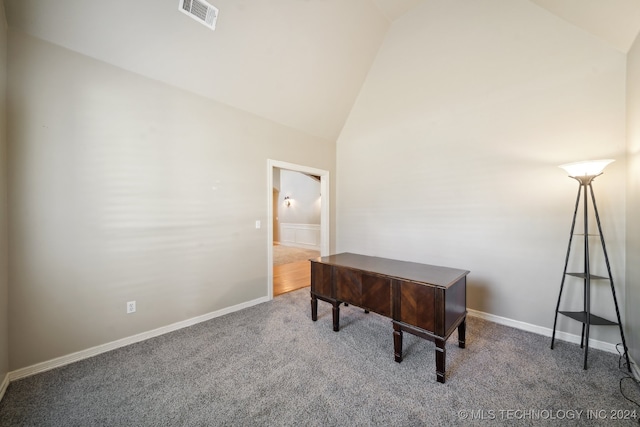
[179, 0, 218, 30]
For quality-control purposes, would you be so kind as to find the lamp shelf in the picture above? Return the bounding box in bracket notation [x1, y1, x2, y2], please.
[558, 311, 617, 326]
[565, 272, 608, 281]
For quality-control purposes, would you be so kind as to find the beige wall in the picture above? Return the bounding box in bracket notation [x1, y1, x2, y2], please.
[0, 3, 9, 384]
[7, 30, 336, 370]
[2, 0, 638, 378]
[626, 34, 640, 366]
[337, 0, 628, 345]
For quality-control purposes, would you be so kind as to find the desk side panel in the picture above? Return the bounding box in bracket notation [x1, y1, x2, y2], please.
[311, 262, 333, 298]
[444, 277, 467, 334]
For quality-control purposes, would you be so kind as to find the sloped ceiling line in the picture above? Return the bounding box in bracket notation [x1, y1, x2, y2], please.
[3, 0, 640, 141]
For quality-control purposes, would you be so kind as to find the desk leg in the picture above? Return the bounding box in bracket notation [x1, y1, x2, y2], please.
[435, 339, 446, 384]
[332, 302, 340, 332]
[458, 318, 466, 349]
[393, 323, 403, 363]
[311, 294, 318, 321]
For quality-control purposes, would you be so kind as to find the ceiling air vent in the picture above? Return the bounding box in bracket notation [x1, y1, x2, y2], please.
[179, 0, 218, 30]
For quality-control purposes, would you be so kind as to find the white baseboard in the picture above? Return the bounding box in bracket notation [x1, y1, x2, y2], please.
[467, 308, 619, 354]
[7, 296, 269, 383]
[630, 353, 640, 382]
[0, 372, 9, 402]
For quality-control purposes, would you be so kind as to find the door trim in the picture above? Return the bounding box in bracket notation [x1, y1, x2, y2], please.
[267, 159, 330, 300]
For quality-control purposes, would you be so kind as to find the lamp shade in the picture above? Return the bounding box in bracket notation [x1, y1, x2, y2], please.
[558, 159, 614, 177]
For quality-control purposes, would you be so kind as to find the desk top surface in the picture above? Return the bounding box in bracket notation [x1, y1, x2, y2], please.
[310, 252, 469, 289]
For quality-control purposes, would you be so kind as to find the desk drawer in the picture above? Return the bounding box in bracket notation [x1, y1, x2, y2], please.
[336, 267, 361, 305]
[398, 280, 435, 333]
[335, 270, 391, 317]
[362, 274, 391, 317]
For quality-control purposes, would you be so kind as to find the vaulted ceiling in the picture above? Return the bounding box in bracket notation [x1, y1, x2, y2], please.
[3, 0, 640, 141]
[530, 0, 640, 53]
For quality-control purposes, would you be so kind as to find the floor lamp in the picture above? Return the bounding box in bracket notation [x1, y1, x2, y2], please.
[550, 159, 630, 371]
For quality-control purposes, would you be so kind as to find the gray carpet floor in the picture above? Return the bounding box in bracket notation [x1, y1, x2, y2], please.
[1, 287, 639, 426]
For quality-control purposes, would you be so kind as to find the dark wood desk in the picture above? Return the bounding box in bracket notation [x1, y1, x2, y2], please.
[310, 253, 469, 383]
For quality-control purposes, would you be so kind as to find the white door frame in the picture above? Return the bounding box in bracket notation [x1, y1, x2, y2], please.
[267, 159, 330, 300]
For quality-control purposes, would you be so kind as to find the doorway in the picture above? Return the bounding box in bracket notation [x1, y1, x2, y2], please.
[267, 160, 329, 300]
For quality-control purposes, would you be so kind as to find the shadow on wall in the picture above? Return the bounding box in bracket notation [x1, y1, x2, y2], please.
[466, 280, 492, 315]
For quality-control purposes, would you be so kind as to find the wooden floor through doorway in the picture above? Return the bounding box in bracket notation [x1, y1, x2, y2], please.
[273, 244, 319, 296]
[273, 260, 311, 296]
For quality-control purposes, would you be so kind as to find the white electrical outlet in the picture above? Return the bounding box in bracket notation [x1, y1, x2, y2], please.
[127, 301, 136, 314]
[255, 220, 261, 229]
